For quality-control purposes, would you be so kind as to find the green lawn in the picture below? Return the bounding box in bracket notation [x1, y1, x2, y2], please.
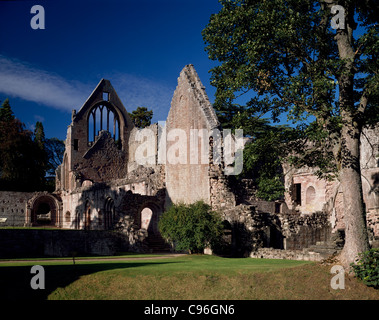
[0, 254, 378, 300]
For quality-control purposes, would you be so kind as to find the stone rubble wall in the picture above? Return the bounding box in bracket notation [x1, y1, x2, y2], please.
[0, 191, 34, 227]
[278, 211, 331, 250]
[250, 248, 324, 261]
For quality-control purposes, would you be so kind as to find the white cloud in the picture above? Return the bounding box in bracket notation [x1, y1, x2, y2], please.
[0, 55, 174, 122]
[0, 55, 90, 111]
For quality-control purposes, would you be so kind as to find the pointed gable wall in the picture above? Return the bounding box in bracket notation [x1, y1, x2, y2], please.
[165, 65, 220, 205]
[61, 79, 134, 190]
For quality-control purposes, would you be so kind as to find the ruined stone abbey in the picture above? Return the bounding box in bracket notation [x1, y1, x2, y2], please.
[1, 65, 378, 260]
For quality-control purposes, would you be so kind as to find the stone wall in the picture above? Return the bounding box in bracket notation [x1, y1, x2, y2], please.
[283, 125, 379, 242]
[0, 191, 34, 227]
[57, 79, 134, 193]
[278, 211, 331, 250]
[165, 65, 219, 206]
[61, 164, 165, 231]
[250, 248, 324, 261]
[0, 229, 131, 258]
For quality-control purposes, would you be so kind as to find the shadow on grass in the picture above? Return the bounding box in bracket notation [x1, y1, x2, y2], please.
[0, 260, 178, 301]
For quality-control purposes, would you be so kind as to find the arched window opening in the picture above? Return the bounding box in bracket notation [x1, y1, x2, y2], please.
[88, 103, 121, 147]
[75, 210, 81, 229]
[63, 154, 69, 191]
[84, 201, 91, 230]
[104, 198, 115, 230]
[141, 207, 153, 230]
[139, 203, 162, 235]
[306, 186, 316, 205]
[65, 211, 71, 223]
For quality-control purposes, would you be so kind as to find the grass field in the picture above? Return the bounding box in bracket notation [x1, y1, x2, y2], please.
[0, 254, 378, 300]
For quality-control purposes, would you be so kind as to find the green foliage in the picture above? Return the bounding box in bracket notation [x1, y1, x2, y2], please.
[351, 248, 379, 289]
[34, 121, 46, 150]
[45, 137, 65, 176]
[0, 99, 59, 191]
[128, 106, 153, 128]
[240, 124, 298, 200]
[158, 201, 224, 254]
[0, 99, 15, 122]
[33, 121, 48, 185]
[202, 0, 379, 176]
[0, 117, 45, 191]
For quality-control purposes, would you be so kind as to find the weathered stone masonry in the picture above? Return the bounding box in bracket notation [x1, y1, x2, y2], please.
[0, 64, 378, 259]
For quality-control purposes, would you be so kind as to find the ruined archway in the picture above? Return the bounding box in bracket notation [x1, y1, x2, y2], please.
[139, 202, 162, 235]
[104, 197, 115, 230]
[62, 153, 69, 191]
[84, 200, 91, 230]
[306, 186, 316, 205]
[29, 194, 61, 227]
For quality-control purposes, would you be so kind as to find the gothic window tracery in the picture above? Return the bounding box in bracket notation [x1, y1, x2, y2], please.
[88, 103, 120, 146]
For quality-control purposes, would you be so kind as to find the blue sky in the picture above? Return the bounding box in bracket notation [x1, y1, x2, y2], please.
[0, 0, 222, 140]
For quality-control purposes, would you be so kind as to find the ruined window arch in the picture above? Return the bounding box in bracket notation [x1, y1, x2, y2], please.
[88, 103, 120, 146]
[139, 203, 162, 235]
[306, 186, 316, 205]
[65, 211, 71, 223]
[31, 195, 58, 227]
[104, 197, 115, 230]
[63, 154, 69, 191]
[84, 200, 91, 230]
[141, 207, 153, 230]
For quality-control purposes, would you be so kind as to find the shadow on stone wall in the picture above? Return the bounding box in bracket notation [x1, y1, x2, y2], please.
[212, 221, 255, 258]
[71, 182, 167, 253]
[370, 172, 379, 194]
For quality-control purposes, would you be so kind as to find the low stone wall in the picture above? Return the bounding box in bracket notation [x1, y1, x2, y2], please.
[0, 191, 34, 227]
[279, 211, 331, 250]
[250, 248, 324, 262]
[0, 229, 131, 258]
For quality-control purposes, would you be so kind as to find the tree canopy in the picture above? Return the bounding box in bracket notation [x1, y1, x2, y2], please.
[0, 99, 64, 192]
[203, 0, 379, 265]
[158, 201, 224, 254]
[45, 137, 65, 176]
[128, 106, 153, 128]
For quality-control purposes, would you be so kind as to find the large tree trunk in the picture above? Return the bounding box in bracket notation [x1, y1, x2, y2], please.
[332, 3, 370, 267]
[339, 115, 369, 267]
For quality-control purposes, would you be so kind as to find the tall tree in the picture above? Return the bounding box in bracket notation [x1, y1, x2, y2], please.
[0, 100, 47, 191]
[128, 106, 153, 128]
[34, 121, 46, 150]
[0, 98, 15, 122]
[33, 121, 48, 188]
[203, 0, 379, 265]
[45, 137, 65, 176]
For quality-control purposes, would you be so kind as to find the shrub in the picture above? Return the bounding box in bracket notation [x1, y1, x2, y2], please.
[158, 201, 223, 254]
[351, 248, 379, 289]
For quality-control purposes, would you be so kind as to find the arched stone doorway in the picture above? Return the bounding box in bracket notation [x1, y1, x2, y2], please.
[29, 194, 60, 227]
[139, 202, 169, 252]
[139, 203, 161, 235]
